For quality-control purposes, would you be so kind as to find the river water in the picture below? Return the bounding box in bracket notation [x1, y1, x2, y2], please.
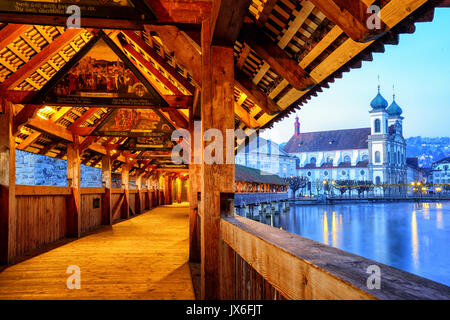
[264, 201, 450, 286]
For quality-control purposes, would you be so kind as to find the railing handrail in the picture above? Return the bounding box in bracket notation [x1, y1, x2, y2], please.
[221, 216, 450, 300]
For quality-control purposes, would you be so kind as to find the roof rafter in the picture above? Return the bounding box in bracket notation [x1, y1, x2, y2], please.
[309, 0, 388, 43]
[0, 28, 86, 91]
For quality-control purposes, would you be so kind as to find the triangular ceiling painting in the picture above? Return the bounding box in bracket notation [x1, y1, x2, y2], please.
[0, 1, 156, 20]
[93, 108, 175, 145]
[34, 31, 168, 107]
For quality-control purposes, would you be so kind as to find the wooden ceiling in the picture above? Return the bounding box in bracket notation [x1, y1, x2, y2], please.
[0, 0, 446, 176]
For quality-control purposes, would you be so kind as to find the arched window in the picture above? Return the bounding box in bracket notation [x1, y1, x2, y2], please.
[376, 176, 381, 185]
[344, 155, 351, 163]
[362, 154, 369, 161]
[310, 157, 317, 165]
[394, 152, 397, 164]
[374, 119, 381, 133]
[375, 151, 381, 163]
[397, 151, 401, 164]
[327, 156, 333, 164]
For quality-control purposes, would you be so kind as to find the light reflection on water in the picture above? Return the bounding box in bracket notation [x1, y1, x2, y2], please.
[265, 201, 450, 286]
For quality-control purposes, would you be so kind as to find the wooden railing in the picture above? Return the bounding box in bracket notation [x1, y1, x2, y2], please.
[220, 216, 450, 300]
[13, 185, 163, 260]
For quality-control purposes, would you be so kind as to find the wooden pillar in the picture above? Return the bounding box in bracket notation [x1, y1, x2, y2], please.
[189, 103, 201, 263]
[121, 163, 130, 219]
[66, 138, 81, 237]
[164, 174, 173, 205]
[0, 100, 16, 265]
[101, 154, 112, 225]
[135, 173, 142, 214]
[201, 20, 235, 300]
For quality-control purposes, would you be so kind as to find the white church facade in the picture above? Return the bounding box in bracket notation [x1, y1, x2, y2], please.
[283, 87, 408, 191]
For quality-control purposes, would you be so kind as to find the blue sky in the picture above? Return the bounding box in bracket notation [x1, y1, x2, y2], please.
[261, 9, 450, 144]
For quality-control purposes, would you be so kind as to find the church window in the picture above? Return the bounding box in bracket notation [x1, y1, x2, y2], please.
[397, 151, 401, 164]
[327, 156, 333, 164]
[310, 157, 317, 165]
[344, 156, 351, 163]
[360, 170, 365, 175]
[376, 176, 381, 185]
[324, 171, 329, 176]
[375, 151, 381, 163]
[374, 119, 381, 133]
[342, 171, 346, 176]
[362, 154, 369, 161]
[307, 171, 312, 177]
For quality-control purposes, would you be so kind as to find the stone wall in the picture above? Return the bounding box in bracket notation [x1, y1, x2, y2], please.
[16, 150, 103, 188]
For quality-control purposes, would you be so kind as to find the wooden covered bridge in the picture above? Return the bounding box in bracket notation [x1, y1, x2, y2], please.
[1, 0, 450, 300]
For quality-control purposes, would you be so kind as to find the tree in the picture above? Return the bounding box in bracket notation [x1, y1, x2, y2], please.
[314, 179, 324, 195]
[285, 176, 308, 199]
[355, 180, 373, 198]
[334, 180, 350, 197]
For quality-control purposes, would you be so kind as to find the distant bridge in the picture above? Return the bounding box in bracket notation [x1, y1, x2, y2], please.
[234, 192, 289, 207]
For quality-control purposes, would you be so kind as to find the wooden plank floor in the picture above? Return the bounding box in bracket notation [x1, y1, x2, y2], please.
[0, 204, 195, 300]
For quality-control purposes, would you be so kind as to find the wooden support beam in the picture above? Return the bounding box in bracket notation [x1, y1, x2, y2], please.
[235, 69, 281, 115]
[66, 138, 81, 238]
[240, 24, 316, 91]
[0, 1, 212, 27]
[210, 0, 253, 46]
[255, 0, 278, 27]
[0, 24, 30, 51]
[0, 29, 84, 90]
[189, 102, 201, 263]
[119, 38, 184, 96]
[0, 99, 16, 265]
[163, 108, 189, 129]
[69, 108, 100, 131]
[135, 173, 143, 214]
[121, 30, 196, 94]
[200, 19, 235, 300]
[144, 0, 212, 24]
[121, 163, 130, 219]
[144, 25, 202, 87]
[309, 0, 387, 42]
[13, 105, 41, 134]
[236, 43, 251, 69]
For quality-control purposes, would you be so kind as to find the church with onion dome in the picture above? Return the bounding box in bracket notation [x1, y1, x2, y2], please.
[283, 85, 408, 192]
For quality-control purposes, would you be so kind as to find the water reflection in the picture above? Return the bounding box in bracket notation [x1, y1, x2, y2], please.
[273, 201, 450, 286]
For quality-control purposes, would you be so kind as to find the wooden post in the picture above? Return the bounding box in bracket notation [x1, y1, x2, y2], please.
[121, 163, 130, 219]
[0, 100, 16, 265]
[201, 19, 235, 300]
[147, 177, 153, 210]
[164, 174, 173, 205]
[66, 138, 81, 237]
[189, 103, 201, 263]
[136, 172, 142, 214]
[101, 154, 112, 225]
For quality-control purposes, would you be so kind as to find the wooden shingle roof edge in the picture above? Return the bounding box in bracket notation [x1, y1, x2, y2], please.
[261, 0, 442, 130]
